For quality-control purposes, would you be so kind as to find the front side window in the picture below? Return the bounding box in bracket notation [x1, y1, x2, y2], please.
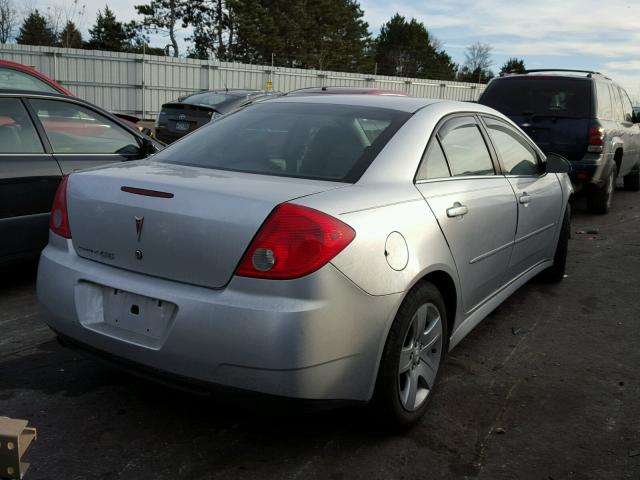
[153, 102, 410, 182]
[0, 98, 44, 153]
[0, 67, 59, 94]
[439, 119, 494, 176]
[484, 117, 539, 175]
[29, 99, 140, 155]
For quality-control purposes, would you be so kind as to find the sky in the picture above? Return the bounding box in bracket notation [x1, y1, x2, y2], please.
[29, 0, 640, 102]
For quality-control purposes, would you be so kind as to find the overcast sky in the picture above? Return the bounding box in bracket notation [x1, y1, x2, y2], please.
[32, 0, 640, 101]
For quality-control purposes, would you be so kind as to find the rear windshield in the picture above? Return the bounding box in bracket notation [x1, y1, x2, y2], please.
[480, 78, 591, 118]
[154, 102, 410, 182]
[183, 92, 237, 107]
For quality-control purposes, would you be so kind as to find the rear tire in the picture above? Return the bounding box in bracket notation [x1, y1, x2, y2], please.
[541, 204, 570, 282]
[587, 165, 616, 214]
[369, 281, 448, 432]
[623, 167, 640, 191]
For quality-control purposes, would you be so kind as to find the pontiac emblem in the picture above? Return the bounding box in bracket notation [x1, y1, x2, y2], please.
[134, 216, 144, 242]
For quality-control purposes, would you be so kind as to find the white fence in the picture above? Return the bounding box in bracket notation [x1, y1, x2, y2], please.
[0, 44, 485, 119]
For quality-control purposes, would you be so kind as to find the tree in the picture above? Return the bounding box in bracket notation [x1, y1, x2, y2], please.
[182, 0, 235, 60]
[134, 0, 183, 57]
[0, 0, 18, 43]
[59, 20, 82, 48]
[86, 6, 131, 51]
[374, 13, 457, 79]
[460, 42, 493, 83]
[16, 10, 57, 46]
[500, 57, 526, 74]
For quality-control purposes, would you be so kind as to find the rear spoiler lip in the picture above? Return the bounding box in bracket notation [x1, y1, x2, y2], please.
[160, 102, 218, 113]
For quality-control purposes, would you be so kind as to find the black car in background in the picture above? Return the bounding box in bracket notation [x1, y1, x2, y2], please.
[479, 69, 640, 213]
[0, 90, 162, 267]
[155, 89, 282, 144]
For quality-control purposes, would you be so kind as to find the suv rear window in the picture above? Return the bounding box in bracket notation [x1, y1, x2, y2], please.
[154, 102, 410, 182]
[481, 78, 591, 118]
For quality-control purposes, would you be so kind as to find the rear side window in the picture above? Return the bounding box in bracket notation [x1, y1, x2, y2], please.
[480, 78, 591, 118]
[619, 87, 634, 123]
[154, 102, 410, 182]
[595, 82, 613, 120]
[416, 140, 450, 180]
[30, 99, 140, 155]
[0, 67, 59, 94]
[0, 98, 44, 153]
[610, 86, 623, 121]
[484, 117, 539, 175]
[439, 119, 494, 176]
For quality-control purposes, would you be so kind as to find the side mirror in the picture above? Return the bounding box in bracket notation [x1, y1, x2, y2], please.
[545, 153, 572, 174]
[140, 137, 159, 156]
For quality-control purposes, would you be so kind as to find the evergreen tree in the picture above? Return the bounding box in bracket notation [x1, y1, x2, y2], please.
[16, 10, 56, 46]
[374, 14, 457, 79]
[87, 6, 130, 51]
[230, 0, 370, 71]
[59, 21, 82, 48]
[183, 0, 235, 60]
[500, 57, 526, 74]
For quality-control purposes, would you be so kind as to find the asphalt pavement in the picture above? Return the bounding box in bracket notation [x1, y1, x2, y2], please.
[1, 188, 639, 480]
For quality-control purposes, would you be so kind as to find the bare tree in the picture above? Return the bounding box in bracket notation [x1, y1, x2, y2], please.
[45, 0, 86, 39]
[464, 42, 493, 82]
[0, 0, 18, 43]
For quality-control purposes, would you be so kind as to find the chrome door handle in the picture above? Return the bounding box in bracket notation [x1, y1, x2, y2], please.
[519, 193, 532, 205]
[446, 202, 469, 218]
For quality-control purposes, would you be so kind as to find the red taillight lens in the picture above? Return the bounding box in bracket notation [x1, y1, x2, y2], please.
[50, 175, 71, 238]
[588, 124, 604, 152]
[236, 203, 355, 280]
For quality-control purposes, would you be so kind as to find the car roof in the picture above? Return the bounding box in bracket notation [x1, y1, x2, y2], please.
[185, 89, 264, 98]
[288, 87, 408, 96]
[268, 94, 442, 113]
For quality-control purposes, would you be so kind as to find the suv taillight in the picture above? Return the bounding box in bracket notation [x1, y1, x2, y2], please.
[588, 123, 604, 153]
[50, 175, 71, 238]
[236, 203, 355, 279]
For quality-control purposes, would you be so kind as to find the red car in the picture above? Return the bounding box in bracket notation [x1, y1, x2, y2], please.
[0, 60, 142, 127]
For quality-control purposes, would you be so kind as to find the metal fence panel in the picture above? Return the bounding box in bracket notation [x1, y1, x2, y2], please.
[0, 44, 485, 118]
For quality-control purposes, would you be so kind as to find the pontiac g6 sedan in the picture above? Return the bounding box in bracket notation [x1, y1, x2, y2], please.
[37, 95, 572, 429]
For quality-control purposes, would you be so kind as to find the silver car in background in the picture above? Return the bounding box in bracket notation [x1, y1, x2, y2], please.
[37, 96, 572, 429]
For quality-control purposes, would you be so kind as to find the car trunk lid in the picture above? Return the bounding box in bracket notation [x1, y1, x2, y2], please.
[67, 161, 344, 289]
[160, 103, 217, 134]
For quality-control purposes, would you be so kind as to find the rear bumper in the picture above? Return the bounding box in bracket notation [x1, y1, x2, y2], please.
[154, 127, 185, 144]
[569, 153, 614, 188]
[37, 234, 402, 401]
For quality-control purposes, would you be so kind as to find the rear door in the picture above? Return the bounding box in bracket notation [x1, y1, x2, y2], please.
[481, 116, 563, 279]
[415, 115, 518, 314]
[0, 97, 62, 261]
[26, 98, 147, 174]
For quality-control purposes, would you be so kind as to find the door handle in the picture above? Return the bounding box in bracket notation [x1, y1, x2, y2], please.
[519, 193, 532, 205]
[446, 202, 469, 218]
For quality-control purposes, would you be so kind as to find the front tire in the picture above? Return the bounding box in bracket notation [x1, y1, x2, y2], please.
[370, 281, 448, 431]
[623, 166, 640, 191]
[587, 165, 616, 214]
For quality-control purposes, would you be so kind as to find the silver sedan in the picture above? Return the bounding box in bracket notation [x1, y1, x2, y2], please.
[37, 95, 573, 429]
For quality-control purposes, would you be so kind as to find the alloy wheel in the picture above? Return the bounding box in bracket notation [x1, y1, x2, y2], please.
[397, 303, 443, 411]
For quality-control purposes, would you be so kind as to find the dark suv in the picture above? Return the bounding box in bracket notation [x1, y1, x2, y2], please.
[479, 69, 640, 213]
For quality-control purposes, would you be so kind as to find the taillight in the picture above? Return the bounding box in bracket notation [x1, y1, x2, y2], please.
[236, 203, 355, 280]
[588, 123, 604, 153]
[50, 175, 71, 238]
